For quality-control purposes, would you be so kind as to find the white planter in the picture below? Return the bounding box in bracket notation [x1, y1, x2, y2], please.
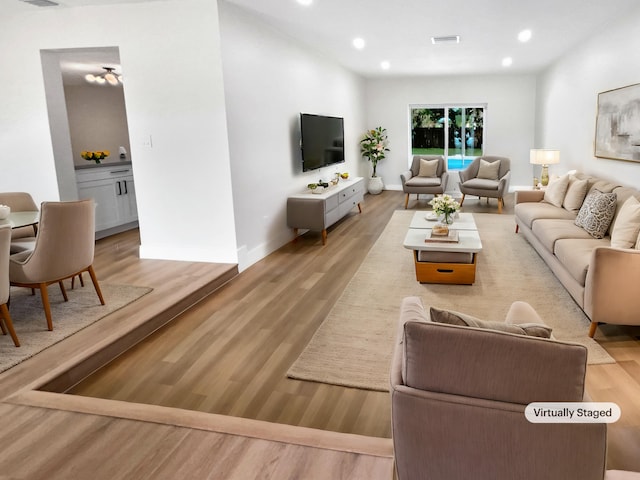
[368, 176, 384, 195]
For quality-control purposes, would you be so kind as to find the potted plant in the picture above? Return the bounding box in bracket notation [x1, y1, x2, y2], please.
[360, 127, 389, 194]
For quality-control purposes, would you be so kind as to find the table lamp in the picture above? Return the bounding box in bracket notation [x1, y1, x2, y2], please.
[530, 149, 560, 187]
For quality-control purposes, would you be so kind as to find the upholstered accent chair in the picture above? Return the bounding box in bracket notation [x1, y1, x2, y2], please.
[0, 192, 39, 253]
[391, 296, 609, 480]
[458, 155, 511, 213]
[9, 199, 105, 331]
[0, 225, 20, 347]
[400, 155, 449, 209]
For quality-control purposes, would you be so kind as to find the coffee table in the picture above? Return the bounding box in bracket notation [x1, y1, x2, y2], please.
[403, 212, 482, 285]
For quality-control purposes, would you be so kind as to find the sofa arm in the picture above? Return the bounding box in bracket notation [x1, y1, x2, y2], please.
[497, 171, 511, 196]
[440, 171, 450, 191]
[515, 189, 545, 204]
[458, 166, 473, 183]
[400, 169, 413, 187]
[584, 247, 640, 327]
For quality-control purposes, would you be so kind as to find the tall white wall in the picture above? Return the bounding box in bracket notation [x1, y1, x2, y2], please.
[0, 0, 237, 264]
[219, 3, 366, 270]
[536, 6, 640, 185]
[364, 75, 537, 191]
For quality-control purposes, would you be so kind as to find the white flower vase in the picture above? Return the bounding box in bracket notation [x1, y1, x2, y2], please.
[368, 176, 384, 195]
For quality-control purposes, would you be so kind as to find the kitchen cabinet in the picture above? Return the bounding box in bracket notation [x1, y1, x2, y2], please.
[76, 164, 138, 234]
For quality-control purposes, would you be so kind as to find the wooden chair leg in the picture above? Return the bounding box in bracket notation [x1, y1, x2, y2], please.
[588, 321, 598, 338]
[59, 281, 68, 302]
[0, 304, 20, 347]
[404, 194, 409, 209]
[87, 265, 106, 305]
[39, 284, 54, 331]
[498, 198, 503, 214]
[515, 224, 519, 233]
[459, 194, 466, 207]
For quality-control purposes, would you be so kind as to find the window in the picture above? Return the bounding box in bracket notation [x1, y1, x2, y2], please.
[410, 105, 485, 170]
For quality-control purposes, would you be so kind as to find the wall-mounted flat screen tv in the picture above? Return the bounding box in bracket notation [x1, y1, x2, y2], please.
[300, 113, 345, 172]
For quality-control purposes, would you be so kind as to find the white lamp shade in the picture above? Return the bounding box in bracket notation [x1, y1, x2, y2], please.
[530, 149, 560, 165]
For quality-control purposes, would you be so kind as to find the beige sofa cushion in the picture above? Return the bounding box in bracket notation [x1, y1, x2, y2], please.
[531, 219, 592, 253]
[544, 174, 570, 207]
[575, 190, 617, 239]
[554, 238, 610, 285]
[514, 202, 575, 229]
[430, 307, 552, 338]
[611, 196, 640, 249]
[418, 158, 439, 177]
[563, 176, 589, 213]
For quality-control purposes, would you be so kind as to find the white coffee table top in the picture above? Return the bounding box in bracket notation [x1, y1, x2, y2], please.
[403, 227, 483, 253]
[409, 211, 478, 230]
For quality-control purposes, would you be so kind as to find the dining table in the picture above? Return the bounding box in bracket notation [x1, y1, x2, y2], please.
[0, 211, 39, 233]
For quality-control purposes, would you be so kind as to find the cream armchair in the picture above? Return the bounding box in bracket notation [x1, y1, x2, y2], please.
[391, 297, 608, 480]
[400, 155, 449, 209]
[0, 192, 39, 253]
[0, 225, 20, 347]
[458, 155, 511, 213]
[9, 199, 105, 331]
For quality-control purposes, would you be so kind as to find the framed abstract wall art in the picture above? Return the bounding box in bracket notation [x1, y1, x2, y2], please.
[594, 83, 640, 162]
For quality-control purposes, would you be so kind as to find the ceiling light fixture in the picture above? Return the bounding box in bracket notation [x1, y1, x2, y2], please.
[352, 37, 365, 50]
[431, 35, 460, 45]
[296, 0, 312, 5]
[380, 60, 391, 70]
[85, 67, 123, 86]
[502, 57, 513, 67]
[518, 29, 532, 42]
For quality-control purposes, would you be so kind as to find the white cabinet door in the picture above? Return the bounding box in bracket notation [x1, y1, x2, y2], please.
[116, 176, 138, 224]
[77, 179, 121, 231]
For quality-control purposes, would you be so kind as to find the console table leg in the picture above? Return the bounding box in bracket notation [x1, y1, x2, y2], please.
[357, 202, 362, 213]
[322, 229, 327, 245]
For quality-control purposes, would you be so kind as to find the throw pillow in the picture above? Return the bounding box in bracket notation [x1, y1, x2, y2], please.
[476, 159, 500, 180]
[430, 307, 553, 338]
[563, 176, 589, 213]
[611, 196, 640, 248]
[543, 174, 570, 208]
[574, 190, 617, 239]
[418, 158, 439, 177]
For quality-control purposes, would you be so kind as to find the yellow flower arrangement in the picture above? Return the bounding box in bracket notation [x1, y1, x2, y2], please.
[81, 150, 110, 164]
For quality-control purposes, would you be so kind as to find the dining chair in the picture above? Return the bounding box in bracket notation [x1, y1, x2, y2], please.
[9, 199, 105, 331]
[0, 192, 39, 253]
[0, 225, 20, 346]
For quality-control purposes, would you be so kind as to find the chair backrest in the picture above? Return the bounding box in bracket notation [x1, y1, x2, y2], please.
[0, 225, 11, 305]
[410, 155, 446, 177]
[15, 199, 96, 282]
[391, 319, 607, 480]
[464, 155, 511, 179]
[0, 192, 39, 240]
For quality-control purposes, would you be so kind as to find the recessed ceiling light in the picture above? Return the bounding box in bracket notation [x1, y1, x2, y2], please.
[380, 60, 390, 70]
[296, 0, 312, 5]
[353, 37, 366, 50]
[502, 57, 513, 67]
[518, 29, 532, 42]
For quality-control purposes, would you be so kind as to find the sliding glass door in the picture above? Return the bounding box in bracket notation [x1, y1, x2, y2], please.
[411, 105, 485, 170]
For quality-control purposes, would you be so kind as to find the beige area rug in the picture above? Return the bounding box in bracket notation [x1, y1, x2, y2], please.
[0, 283, 152, 373]
[287, 210, 615, 392]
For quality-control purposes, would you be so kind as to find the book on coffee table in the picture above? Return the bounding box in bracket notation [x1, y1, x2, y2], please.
[424, 230, 459, 243]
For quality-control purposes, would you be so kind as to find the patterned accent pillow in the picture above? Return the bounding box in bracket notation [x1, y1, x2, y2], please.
[574, 190, 617, 238]
[429, 307, 553, 338]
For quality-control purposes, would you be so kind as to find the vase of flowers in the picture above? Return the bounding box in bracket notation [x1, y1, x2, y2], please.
[81, 150, 110, 164]
[360, 127, 390, 195]
[429, 194, 460, 225]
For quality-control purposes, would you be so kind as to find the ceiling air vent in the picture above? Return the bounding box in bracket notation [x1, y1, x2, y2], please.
[19, 0, 59, 6]
[431, 35, 460, 45]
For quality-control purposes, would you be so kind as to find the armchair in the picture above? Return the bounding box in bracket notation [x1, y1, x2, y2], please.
[391, 296, 607, 480]
[458, 155, 511, 213]
[400, 155, 449, 209]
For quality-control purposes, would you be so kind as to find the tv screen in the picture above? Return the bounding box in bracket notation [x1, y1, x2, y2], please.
[300, 113, 345, 172]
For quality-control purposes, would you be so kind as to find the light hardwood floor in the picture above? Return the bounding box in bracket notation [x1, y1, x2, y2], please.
[1, 191, 638, 477]
[70, 190, 640, 471]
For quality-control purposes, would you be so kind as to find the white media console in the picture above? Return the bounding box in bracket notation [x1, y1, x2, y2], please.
[286, 177, 364, 245]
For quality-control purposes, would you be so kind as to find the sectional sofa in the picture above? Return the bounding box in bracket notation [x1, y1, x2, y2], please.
[514, 171, 640, 337]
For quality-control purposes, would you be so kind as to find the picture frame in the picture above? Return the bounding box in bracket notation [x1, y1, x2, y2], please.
[595, 83, 640, 162]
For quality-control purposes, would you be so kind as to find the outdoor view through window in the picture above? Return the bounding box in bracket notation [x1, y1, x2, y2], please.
[410, 106, 485, 170]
